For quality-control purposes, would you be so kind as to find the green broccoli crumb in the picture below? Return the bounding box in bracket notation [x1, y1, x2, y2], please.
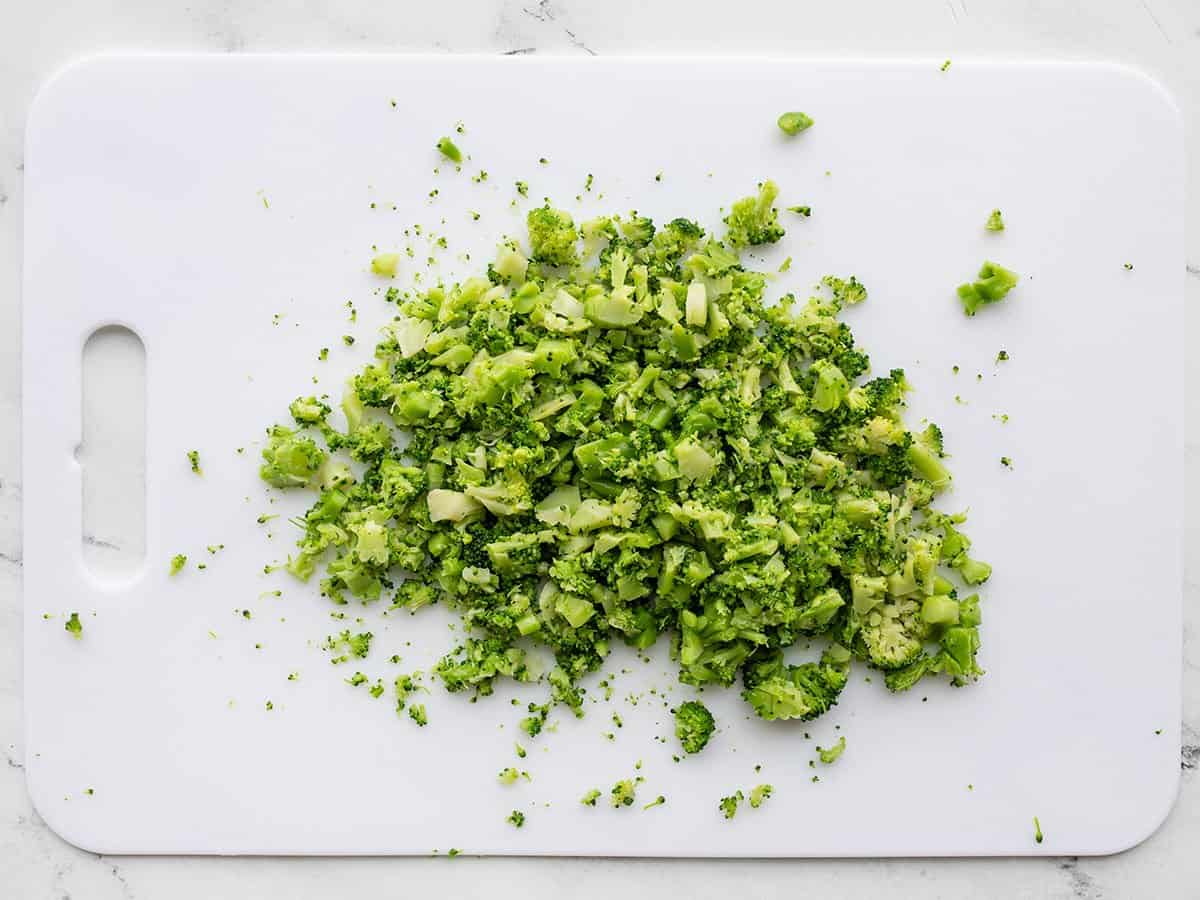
[187, 450, 202, 474]
[1000, 456, 1013, 469]
[786, 205, 811, 217]
[957, 261, 1019, 316]
[817, 735, 846, 764]
[748, 784, 773, 808]
[719, 791, 743, 820]
[436, 137, 463, 164]
[1034, 816, 1043, 844]
[643, 795, 666, 810]
[64, 612, 83, 639]
[996, 350, 1009, 362]
[941, 60, 951, 72]
[985, 209, 1005, 231]
[408, 703, 428, 726]
[169, 554, 187, 575]
[581, 788, 601, 806]
[371, 253, 400, 278]
[777, 112, 814, 135]
[611, 778, 639, 808]
[507, 810, 525, 828]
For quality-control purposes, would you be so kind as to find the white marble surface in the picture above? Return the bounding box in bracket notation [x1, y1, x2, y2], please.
[1, 0, 1198, 896]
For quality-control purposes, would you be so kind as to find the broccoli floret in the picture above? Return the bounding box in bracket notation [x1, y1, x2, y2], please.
[985, 209, 1005, 232]
[169, 554, 187, 575]
[507, 810, 525, 828]
[860, 599, 926, 669]
[719, 791, 743, 819]
[777, 111, 814, 135]
[957, 261, 1019, 316]
[64, 612, 83, 639]
[581, 788, 601, 806]
[724, 180, 784, 248]
[408, 703, 428, 726]
[526, 206, 578, 266]
[674, 700, 716, 754]
[186, 450, 202, 474]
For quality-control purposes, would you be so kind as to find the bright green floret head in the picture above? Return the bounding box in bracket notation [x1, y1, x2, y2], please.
[957, 260, 1019, 316]
[526, 206, 579, 266]
[674, 700, 716, 754]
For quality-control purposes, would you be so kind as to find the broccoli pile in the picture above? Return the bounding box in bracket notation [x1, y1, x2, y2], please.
[258, 182, 989, 736]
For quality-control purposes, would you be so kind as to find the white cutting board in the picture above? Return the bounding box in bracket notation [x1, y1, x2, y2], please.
[23, 55, 1183, 857]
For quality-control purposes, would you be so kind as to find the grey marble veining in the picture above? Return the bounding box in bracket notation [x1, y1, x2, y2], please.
[2, 0, 1199, 896]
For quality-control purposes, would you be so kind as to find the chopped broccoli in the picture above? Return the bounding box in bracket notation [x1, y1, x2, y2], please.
[611, 778, 639, 808]
[169, 554, 187, 575]
[719, 791, 743, 819]
[436, 137, 463, 163]
[985, 209, 1005, 232]
[748, 784, 773, 808]
[371, 253, 400, 277]
[817, 735, 846, 764]
[257, 183, 992, 756]
[187, 450, 202, 474]
[957, 261, 1019, 316]
[581, 788, 601, 806]
[674, 700, 716, 754]
[777, 112, 814, 135]
[507, 810, 525, 828]
[64, 612, 82, 639]
[724, 180, 784, 247]
[408, 703, 428, 726]
[1034, 816, 1043, 844]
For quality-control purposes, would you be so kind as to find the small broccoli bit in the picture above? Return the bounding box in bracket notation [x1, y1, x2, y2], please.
[643, 795, 666, 810]
[169, 554, 187, 576]
[580, 788, 601, 806]
[1033, 816, 1044, 844]
[258, 185, 991, 753]
[507, 810, 526, 828]
[187, 450, 202, 474]
[611, 778, 641, 808]
[748, 784, 773, 808]
[719, 791, 743, 820]
[371, 252, 400, 277]
[436, 137, 463, 164]
[957, 260, 1019, 317]
[674, 700, 716, 754]
[985, 209, 1005, 232]
[724, 180, 784, 247]
[498, 767, 521, 785]
[777, 112, 814, 136]
[408, 703, 428, 726]
[64, 612, 83, 639]
[817, 735, 846, 764]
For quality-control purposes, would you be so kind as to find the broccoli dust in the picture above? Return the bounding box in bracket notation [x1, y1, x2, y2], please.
[257, 179, 990, 742]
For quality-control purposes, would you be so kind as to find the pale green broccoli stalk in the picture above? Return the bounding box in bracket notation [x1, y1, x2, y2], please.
[259, 425, 325, 488]
[526, 206, 578, 266]
[169, 554, 187, 575]
[371, 253, 400, 277]
[817, 735, 846, 764]
[957, 261, 1019, 316]
[674, 700, 716, 754]
[777, 111, 814, 135]
[748, 784, 773, 808]
[985, 209, 1005, 231]
[436, 137, 463, 164]
[719, 791, 743, 819]
[724, 180, 784, 248]
[65, 612, 82, 639]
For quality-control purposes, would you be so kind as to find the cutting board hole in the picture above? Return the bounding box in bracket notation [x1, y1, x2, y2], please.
[79, 326, 146, 582]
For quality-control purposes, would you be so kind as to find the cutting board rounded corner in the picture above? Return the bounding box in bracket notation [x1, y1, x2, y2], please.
[23, 766, 113, 857]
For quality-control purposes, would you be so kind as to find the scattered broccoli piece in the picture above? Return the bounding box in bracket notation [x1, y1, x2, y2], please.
[507, 810, 525, 828]
[611, 778, 639, 808]
[65, 612, 82, 639]
[498, 767, 521, 785]
[408, 703, 428, 726]
[674, 700, 716, 754]
[748, 784, 773, 808]
[985, 209, 1005, 231]
[169, 554, 187, 576]
[1034, 816, 1044, 844]
[957, 261, 1019, 316]
[787, 205, 811, 217]
[186, 450, 202, 474]
[643, 795, 666, 810]
[777, 112, 814, 135]
[371, 253, 400, 277]
[526, 206, 578, 266]
[436, 137, 463, 163]
[724, 180, 784, 247]
[581, 789, 601, 806]
[259, 426, 325, 488]
[817, 736, 846, 764]
[719, 791, 743, 820]
[996, 350, 1009, 362]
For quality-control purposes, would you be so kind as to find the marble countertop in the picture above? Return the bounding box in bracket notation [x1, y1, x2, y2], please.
[2, 0, 1198, 896]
